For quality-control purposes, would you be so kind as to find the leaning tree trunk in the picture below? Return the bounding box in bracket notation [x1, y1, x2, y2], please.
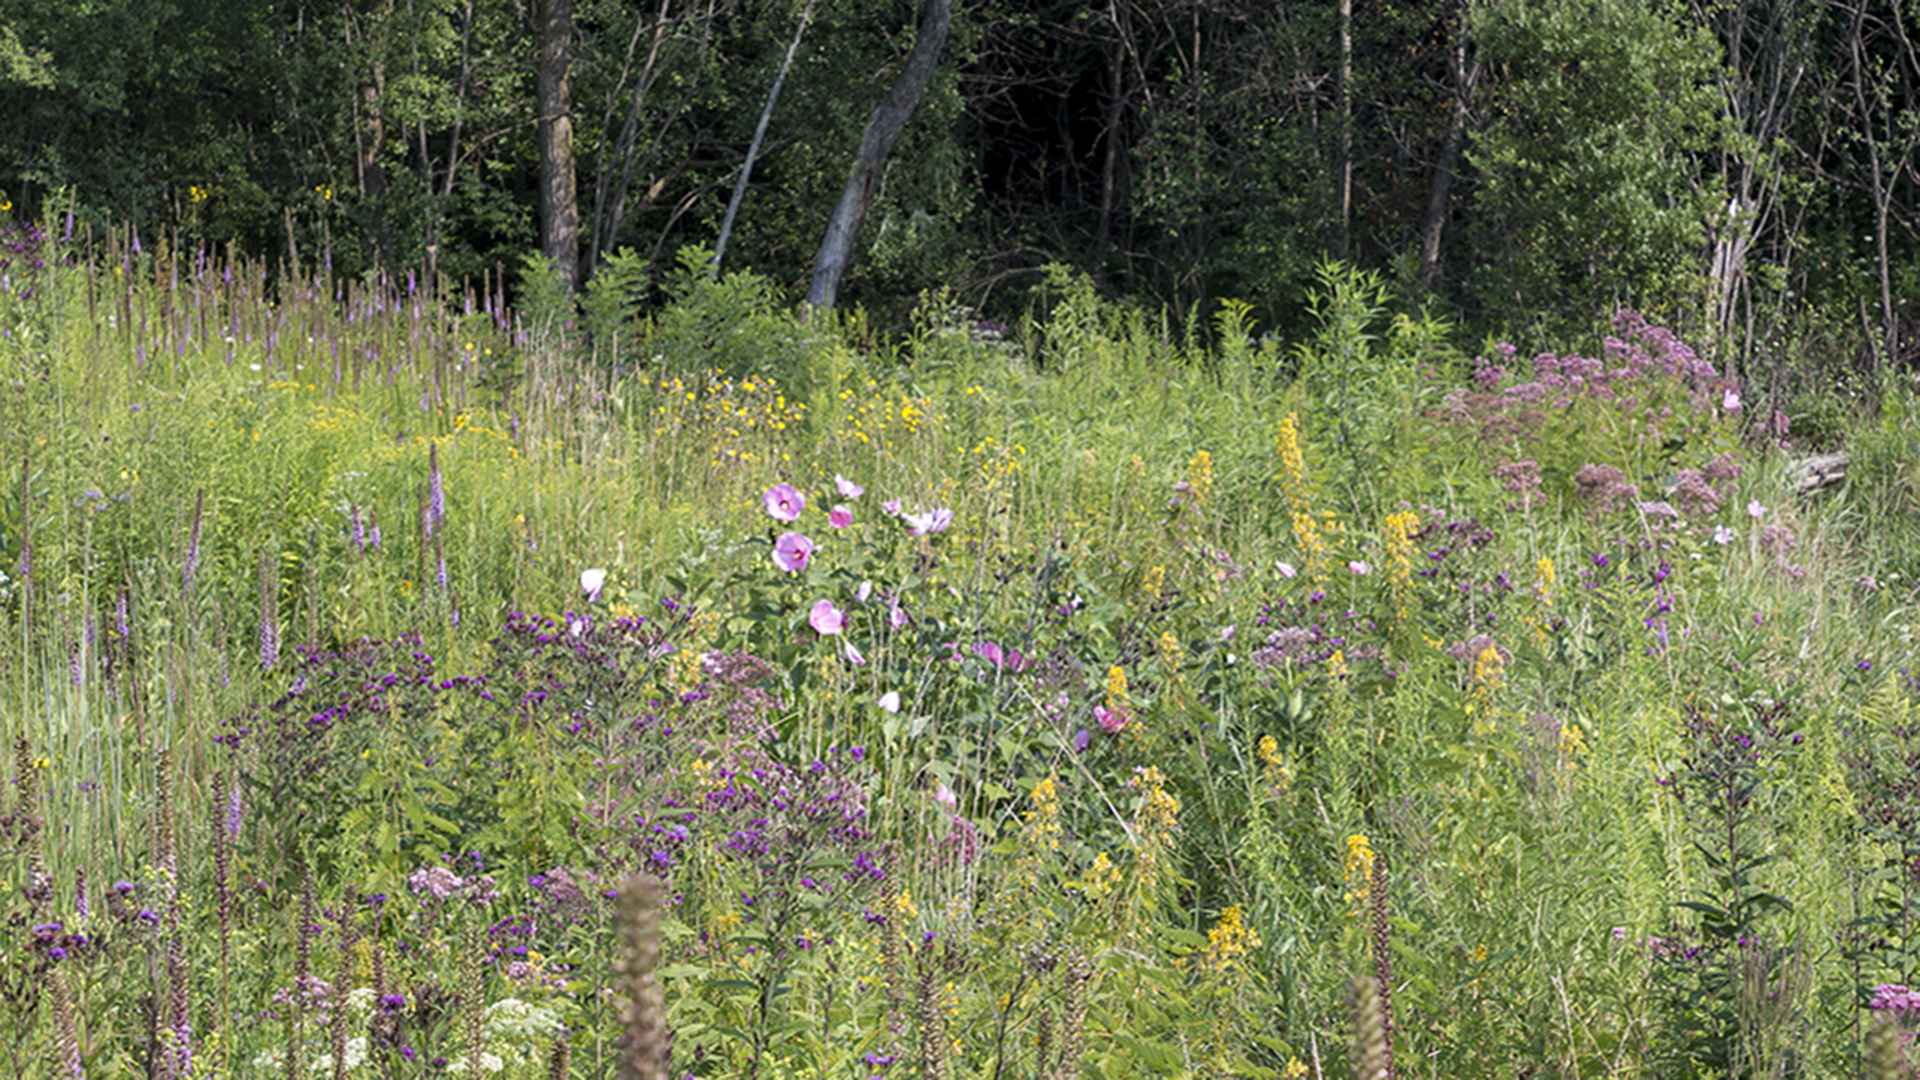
[1415, 26, 1477, 291]
[804, 0, 952, 312]
[537, 0, 579, 291]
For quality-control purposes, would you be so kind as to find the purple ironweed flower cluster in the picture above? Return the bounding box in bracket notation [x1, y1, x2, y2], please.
[1249, 600, 1385, 675]
[526, 866, 605, 932]
[0, 220, 49, 301]
[1662, 696, 1804, 806]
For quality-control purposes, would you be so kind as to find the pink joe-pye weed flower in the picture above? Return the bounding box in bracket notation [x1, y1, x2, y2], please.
[903, 507, 953, 537]
[772, 532, 815, 573]
[835, 474, 865, 499]
[764, 482, 806, 522]
[829, 505, 854, 529]
[808, 599, 846, 636]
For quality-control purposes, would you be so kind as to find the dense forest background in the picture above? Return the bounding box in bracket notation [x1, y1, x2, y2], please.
[0, 0, 1913, 371]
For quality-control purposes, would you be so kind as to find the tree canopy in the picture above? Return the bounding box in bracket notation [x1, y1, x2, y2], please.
[0, 0, 1912, 361]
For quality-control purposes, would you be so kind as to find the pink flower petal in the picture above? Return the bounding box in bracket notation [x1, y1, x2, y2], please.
[764, 483, 806, 522]
[772, 532, 814, 573]
[808, 599, 845, 636]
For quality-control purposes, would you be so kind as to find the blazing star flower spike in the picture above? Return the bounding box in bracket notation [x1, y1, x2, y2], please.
[579, 567, 606, 602]
[772, 532, 814, 573]
[835, 474, 865, 499]
[764, 482, 806, 522]
[809, 599, 846, 636]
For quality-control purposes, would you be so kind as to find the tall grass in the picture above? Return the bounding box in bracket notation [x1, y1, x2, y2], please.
[0, 225, 1916, 1077]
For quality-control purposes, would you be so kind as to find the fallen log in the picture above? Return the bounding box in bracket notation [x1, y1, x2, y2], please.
[1786, 451, 1848, 493]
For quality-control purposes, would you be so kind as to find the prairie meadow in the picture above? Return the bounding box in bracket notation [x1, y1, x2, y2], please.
[3, 223, 1920, 1078]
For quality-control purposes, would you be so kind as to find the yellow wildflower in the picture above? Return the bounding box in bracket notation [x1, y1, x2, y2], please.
[1471, 643, 1506, 702]
[1382, 508, 1422, 626]
[1344, 833, 1375, 915]
[1141, 564, 1165, 602]
[1186, 449, 1215, 507]
[1158, 631, 1183, 671]
[1276, 414, 1328, 578]
[1076, 852, 1121, 901]
[1023, 773, 1063, 851]
[1202, 905, 1261, 971]
[1257, 735, 1293, 794]
[1129, 766, 1180, 857]
[1558, 722, 1589, 784]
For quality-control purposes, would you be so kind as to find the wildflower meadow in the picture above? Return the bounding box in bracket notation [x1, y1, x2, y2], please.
[5, 223, 1920, 1079]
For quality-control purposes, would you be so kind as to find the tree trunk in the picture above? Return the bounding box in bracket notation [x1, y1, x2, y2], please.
[1335, 0, 1352, 259]
[537, 0, 579, 290]
[343, 0, 394, 268]
[804, 0, 953, 312]
[715, 0, 815, 275]
[1415, 32, 1476, 291]
[1093, 2, 1128, 274]
[424, 0, 475, 290]
[589, 0, 721, 274]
